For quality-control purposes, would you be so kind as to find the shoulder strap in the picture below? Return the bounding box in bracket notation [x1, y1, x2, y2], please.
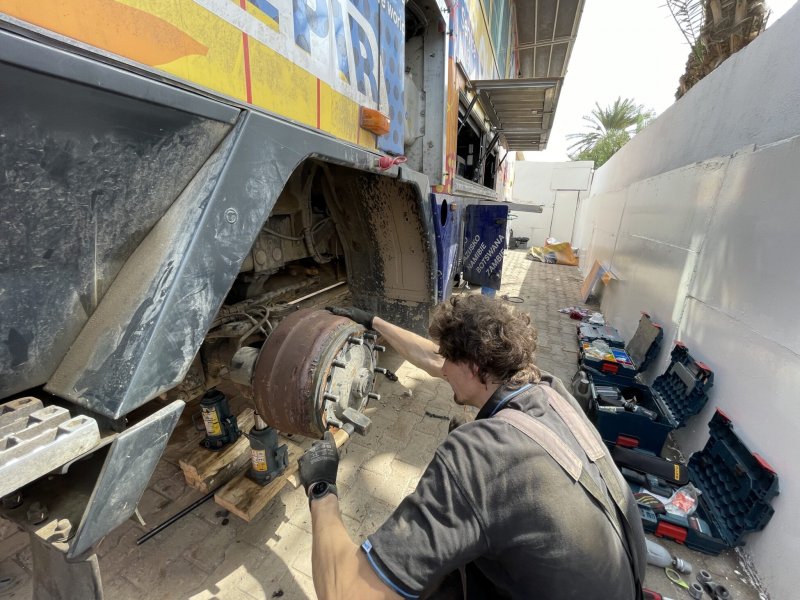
[495, 390, 644, 599]
[493, 408, 622, 530]
[540, 386, 633, 511]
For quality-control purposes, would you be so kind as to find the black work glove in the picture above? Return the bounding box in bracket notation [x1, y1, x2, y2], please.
[298, 431, 339, 502]
[326, 306, 374, 329]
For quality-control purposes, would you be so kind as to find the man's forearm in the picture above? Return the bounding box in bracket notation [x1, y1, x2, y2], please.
[311, 495, 357, 599]
[310, 495, 401, 600]
[372, 317, 444, 378]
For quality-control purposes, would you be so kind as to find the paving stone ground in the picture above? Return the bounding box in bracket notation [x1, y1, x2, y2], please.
[0, 250, 767, 599]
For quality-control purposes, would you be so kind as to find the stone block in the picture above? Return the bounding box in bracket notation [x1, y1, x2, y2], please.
[339, 470, 407, 522]
[0, 558, 32, 598]
[182, 518, 239, 569]
[395, 430, 439, 469]
[354, 499, 399, 542]
[290, 533, 313, 578]
[0, 531, 28, 561]
[281, 570, 316, 600]
[136, 487, 172, 524]
[148, 460, 191, 502]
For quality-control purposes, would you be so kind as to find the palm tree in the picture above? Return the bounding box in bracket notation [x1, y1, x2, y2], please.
[665, 0, 768, 99]
[567, 97, 654, 167]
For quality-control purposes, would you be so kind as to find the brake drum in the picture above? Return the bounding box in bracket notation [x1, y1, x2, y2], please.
[252, 309, 380, 437]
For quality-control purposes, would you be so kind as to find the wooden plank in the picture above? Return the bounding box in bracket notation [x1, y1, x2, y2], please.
[214, 429, 352, 522]
[214, 436, 305, 522]
[178, 408, 255, 494]
[580, 260, 617, 303]
[580, 260, 604, 302]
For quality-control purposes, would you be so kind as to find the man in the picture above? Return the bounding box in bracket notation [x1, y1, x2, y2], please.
[298, 295, 646, 599]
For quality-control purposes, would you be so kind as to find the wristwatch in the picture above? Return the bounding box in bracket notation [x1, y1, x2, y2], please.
[309, 481, 338, 503]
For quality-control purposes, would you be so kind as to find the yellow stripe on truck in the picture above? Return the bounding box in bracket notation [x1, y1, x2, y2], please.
[0, 0, 379, 150]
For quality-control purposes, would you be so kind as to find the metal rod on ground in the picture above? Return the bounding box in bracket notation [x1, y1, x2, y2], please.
[136, 487, 220, 545]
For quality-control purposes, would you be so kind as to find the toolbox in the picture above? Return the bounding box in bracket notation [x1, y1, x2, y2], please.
[577, 323, 626, 349]
[634, 410, 779, 555]
[579, 313, 663, 382]
[588, 343, 714, 453]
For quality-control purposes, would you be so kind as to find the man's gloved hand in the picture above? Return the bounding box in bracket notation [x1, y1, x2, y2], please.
[298, 431, 339, 503]
[326, 306, 374, 329]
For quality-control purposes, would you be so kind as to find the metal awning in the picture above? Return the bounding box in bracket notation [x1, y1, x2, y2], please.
[465, 0, 585, 151]
[470, 78, 561, 151]
[515, 0, 585, 81]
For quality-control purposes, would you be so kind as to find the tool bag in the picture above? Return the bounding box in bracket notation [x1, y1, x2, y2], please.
[495, 384, 645, 600]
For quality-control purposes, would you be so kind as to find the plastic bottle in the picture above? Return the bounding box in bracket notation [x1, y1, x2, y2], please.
[645, 539, 692, 574]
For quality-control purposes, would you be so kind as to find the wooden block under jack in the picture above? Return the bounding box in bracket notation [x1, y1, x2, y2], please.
[214, 427, 352, 522]
[178, 408, 255, 494]
[214, 436, 305, 522]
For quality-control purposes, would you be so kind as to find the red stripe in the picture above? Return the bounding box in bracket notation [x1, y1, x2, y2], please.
[316, 78, 321, 129]
[240, 0, 253, 104]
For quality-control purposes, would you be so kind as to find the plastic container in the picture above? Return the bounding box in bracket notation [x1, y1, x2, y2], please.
[577, 323, 626, 349]
[580, 313, 663, 382]
[588, 343, 714, 453]
[638, 410, 779, 555]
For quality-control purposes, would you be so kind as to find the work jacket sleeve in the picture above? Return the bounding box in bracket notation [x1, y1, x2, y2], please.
[362, 442, 488, 598]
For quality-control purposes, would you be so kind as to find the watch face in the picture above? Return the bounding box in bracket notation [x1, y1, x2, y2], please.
[312, 482, 328, 496]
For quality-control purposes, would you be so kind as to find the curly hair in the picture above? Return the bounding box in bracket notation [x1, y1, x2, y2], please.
[428, 294, 540, 387]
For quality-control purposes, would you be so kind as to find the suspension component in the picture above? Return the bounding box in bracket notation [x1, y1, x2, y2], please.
[196, 390, 241, 451]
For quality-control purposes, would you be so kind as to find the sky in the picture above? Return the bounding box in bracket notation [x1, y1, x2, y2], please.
[526, 0, 799, 162]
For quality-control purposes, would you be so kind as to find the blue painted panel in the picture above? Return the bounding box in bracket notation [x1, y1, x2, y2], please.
[376, 0, 405, 154]
[431, 194, 463, 300]
[463, 204, 508, 290]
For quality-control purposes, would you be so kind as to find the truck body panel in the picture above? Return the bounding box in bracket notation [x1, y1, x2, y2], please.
[0, 0, 406, 153]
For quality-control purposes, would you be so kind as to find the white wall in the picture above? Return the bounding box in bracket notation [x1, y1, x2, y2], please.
[575, 6, 800, 596]
[510, 161, 593, 247]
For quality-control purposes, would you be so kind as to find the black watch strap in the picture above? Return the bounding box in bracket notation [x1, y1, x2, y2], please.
[309, 481, 338, 504]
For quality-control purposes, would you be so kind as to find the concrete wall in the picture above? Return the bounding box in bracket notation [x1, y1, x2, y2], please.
[575, 5, 800, 596]
[510, 161, 593, 247]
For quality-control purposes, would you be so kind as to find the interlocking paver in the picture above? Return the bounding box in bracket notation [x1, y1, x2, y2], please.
[0, 250, 767, 600]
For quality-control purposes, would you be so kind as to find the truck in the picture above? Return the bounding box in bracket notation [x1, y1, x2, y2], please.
[0, 0, 583, 597]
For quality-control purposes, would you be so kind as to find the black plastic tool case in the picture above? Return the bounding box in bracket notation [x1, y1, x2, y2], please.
[580, 314, 663, 382]
[589, 343, 714, 453]
[637, 410, 779, 554]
